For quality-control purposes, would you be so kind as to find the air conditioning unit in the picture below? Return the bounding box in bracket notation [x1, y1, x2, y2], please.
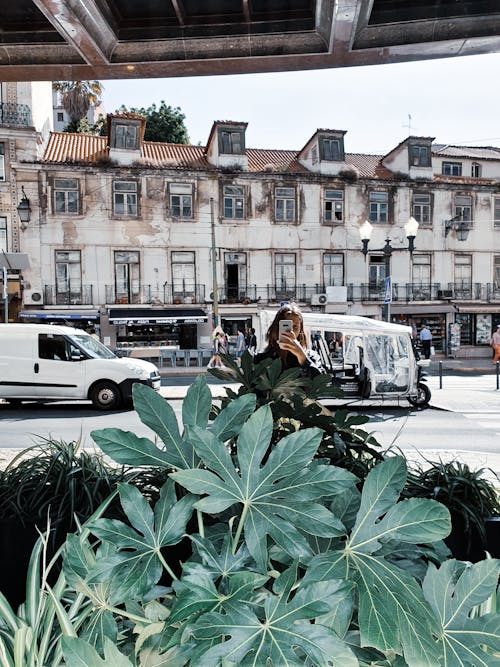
[23, 290, 43, 305]
[311, 293, 327, 306]
[325, 286, 348, 303]
[437, 290, 453, 299]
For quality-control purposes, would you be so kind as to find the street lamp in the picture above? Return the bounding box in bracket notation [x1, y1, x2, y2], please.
[17, 187, 31, 228]
[359, 217, 419, 321]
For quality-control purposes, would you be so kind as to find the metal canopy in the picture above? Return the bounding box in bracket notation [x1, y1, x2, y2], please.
[0, 253, 30, 270]
[1, 1, 500, 81]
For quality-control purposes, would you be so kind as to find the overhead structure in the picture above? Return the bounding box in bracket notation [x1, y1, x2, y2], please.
[1, 1, 500, 81]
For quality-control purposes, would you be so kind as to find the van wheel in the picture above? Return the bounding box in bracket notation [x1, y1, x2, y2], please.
[90, 381, 121, 410]
[408, 382, 431, 408]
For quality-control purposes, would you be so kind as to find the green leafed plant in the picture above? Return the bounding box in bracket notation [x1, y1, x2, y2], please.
[50, 378, 491, 665]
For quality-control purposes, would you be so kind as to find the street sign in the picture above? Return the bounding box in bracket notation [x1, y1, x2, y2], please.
[384, 276, 392, 303]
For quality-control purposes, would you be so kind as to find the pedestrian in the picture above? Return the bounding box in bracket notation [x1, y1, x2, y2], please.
[208, 332, 223, 368]
[490, 324, 500, 364]
[247, 327, 257, 355]
[419, 322, 433, 359]
[235, 328, 245, 363]
[254, 303, 324, 377]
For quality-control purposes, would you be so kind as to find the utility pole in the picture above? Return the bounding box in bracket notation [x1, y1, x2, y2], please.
[2, 266, 8, 323]
[210, 197, 219, 328]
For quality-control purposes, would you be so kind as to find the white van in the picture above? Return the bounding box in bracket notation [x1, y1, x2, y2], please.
[0, 324, 161, 410]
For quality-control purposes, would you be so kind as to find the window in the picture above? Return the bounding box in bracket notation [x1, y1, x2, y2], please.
[454, 194, 472, 222]
[323, 253, 344, 286]
[412, 192, 432, 225]
[494, 197, 500, 227]
[223, 185, 244, 219]
[114, 251, 140, 303]
[275, 187, 295, 222]
[219, 130, 244, 155]
[471, 162, 482, 178]
[369, 256, 386, 288]
[38, 334, 71, 361]
[112, 123, 139, 150]
[0, 143, 4, 181]
[412, 254, 431, 298]
[54, 178, 79, 214]
[324, 189, 344, 223]
[0, 217, 6, 252]
[171, 251, 195, 299]
[224, 252, 247, 300]
[369, 191, 388, 223]
[57, 112, 64, 122]
[494, 256, 500, 290]
[55, 250, 81, 303]
[442, 161, 462, 176]
[169, 183, 193, 218]
[113, 181, 138, 216]
[454, 254, 472, 296]
[320, 137, 343, 161]
[275, 253, 296, 294]
[409, 144, 430, 167]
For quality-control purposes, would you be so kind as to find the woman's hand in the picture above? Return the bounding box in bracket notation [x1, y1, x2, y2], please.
[278, 331, 307, 365]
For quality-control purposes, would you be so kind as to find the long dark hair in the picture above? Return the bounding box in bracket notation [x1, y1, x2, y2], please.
[265, 304, 306, 352]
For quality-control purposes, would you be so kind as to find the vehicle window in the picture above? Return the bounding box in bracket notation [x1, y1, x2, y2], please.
[69, 334, 116, 359]
[38, 334, 70, 361]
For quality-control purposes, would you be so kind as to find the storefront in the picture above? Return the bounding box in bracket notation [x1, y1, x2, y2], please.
[106, 307, 208, 351]
[390, 305, 455, 354]
[455, 306, 500, 350]
[18, 309, 99, 331]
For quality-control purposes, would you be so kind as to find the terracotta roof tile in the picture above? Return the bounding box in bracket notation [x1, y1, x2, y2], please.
[43, 132, 108, 163]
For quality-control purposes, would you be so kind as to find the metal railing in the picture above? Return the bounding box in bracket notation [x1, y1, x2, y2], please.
[44, 284, 93, 305]
[0, 103, 32, 127]
[163, 283, 206, 304]
[105, 285, 151, 305]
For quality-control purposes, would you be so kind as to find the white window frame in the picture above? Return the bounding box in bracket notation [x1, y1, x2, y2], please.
[324, 189, 344, 223]
[275, 253, 296, 291]
[275, 187, 296, 222]
[494, 255, 500, 290]
[412, 192, 431, 225]
[114, 250, 140, 300]
[323, 253, 344, 286]
[471, 162, 482, 178]
[369, 191, 388, 224]
[54, 178, 79, 214]
[0, 217, 7, 252]
[171, 251, 196, 297]
[55, 250, 81, 299]
[493, 197, 500, 228]
[113, 181, 138, 216]
[442, 161, 462, 176]
[169, 183, 193, 219]
[454, 254, 472, 287]
[223, 185, 244, 219]
[454, 194, 472, 222]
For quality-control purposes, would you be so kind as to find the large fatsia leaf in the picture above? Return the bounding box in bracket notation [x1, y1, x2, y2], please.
[187, 533, 256, 581]
[305, 457, 451, 667]
[172, 405, 357, 570]
[423, 558, 500, 666]
[87, 480, 195, 602]
[62, 636, 133, 666]
[190, 565, 357, 667]
[181, 374, 212, 429]
[209, 393, 257, 442]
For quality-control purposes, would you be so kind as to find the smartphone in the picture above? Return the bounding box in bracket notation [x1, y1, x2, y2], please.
[279, 319, 293, 340]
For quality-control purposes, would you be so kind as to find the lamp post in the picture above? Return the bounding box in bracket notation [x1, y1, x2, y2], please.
[359, 217, 419, 321]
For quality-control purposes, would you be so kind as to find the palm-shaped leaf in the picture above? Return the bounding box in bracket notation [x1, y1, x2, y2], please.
[172, 405, 357, 569]
[423, 558, 500, 666]
[62, 636, 132, 666]
[87, 481, 195, 601]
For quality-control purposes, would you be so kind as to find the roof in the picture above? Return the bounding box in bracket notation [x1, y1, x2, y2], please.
[432, 145, 500, 161]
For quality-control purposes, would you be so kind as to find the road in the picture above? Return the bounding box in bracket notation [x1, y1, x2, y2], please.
[1, 394, 499, 479]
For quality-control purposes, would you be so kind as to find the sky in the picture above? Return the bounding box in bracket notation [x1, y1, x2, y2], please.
[100, 52, 500, 155]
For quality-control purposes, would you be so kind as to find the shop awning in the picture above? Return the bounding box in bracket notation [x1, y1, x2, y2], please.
[19, 310, 99, 320]
[391, 304, 456, 315]
[0, 252, 30, 270]
[108, 307, 207, 325]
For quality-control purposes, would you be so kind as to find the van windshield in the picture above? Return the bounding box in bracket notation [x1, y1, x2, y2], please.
[69, 334, 116, 359]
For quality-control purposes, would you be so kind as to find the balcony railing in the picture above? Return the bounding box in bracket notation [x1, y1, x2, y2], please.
[44, 285, 93, 305]
[163, 283, 206, 304]
[105, 285, 151, 305]
[0, 103, 32, 127]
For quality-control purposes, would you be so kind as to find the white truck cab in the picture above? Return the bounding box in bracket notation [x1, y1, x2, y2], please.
[0, 323, 161, 410]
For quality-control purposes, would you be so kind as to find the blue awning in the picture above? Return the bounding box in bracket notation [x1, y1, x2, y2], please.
[19, 310, 99, 320]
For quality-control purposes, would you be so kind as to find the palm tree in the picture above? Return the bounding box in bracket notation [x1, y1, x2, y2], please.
[52, 80, 103, 122]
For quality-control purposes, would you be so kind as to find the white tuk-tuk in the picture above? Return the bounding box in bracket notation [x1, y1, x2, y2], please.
[257, 311, 430, 407]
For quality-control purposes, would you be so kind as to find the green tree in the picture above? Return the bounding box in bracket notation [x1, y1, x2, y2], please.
[120, 101, 189, 143]
[52, 80, 103, 122]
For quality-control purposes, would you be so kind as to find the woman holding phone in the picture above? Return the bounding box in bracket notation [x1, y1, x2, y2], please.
[254, 303, 324, 377]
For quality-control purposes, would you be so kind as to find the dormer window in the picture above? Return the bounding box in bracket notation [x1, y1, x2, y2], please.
[219, 129, 245, 155]
[409, 144, 431, 167]
[110, 121, 140, 150]
[319, 136, 344, 162]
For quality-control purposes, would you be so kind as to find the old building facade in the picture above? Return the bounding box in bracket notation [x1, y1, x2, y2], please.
[5, 96, 500, 355]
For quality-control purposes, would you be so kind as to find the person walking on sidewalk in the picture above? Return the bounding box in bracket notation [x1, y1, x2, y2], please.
[419, 322, 433, 359]
[235, 328, 245, 363]
[490, 324, 500, 364]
